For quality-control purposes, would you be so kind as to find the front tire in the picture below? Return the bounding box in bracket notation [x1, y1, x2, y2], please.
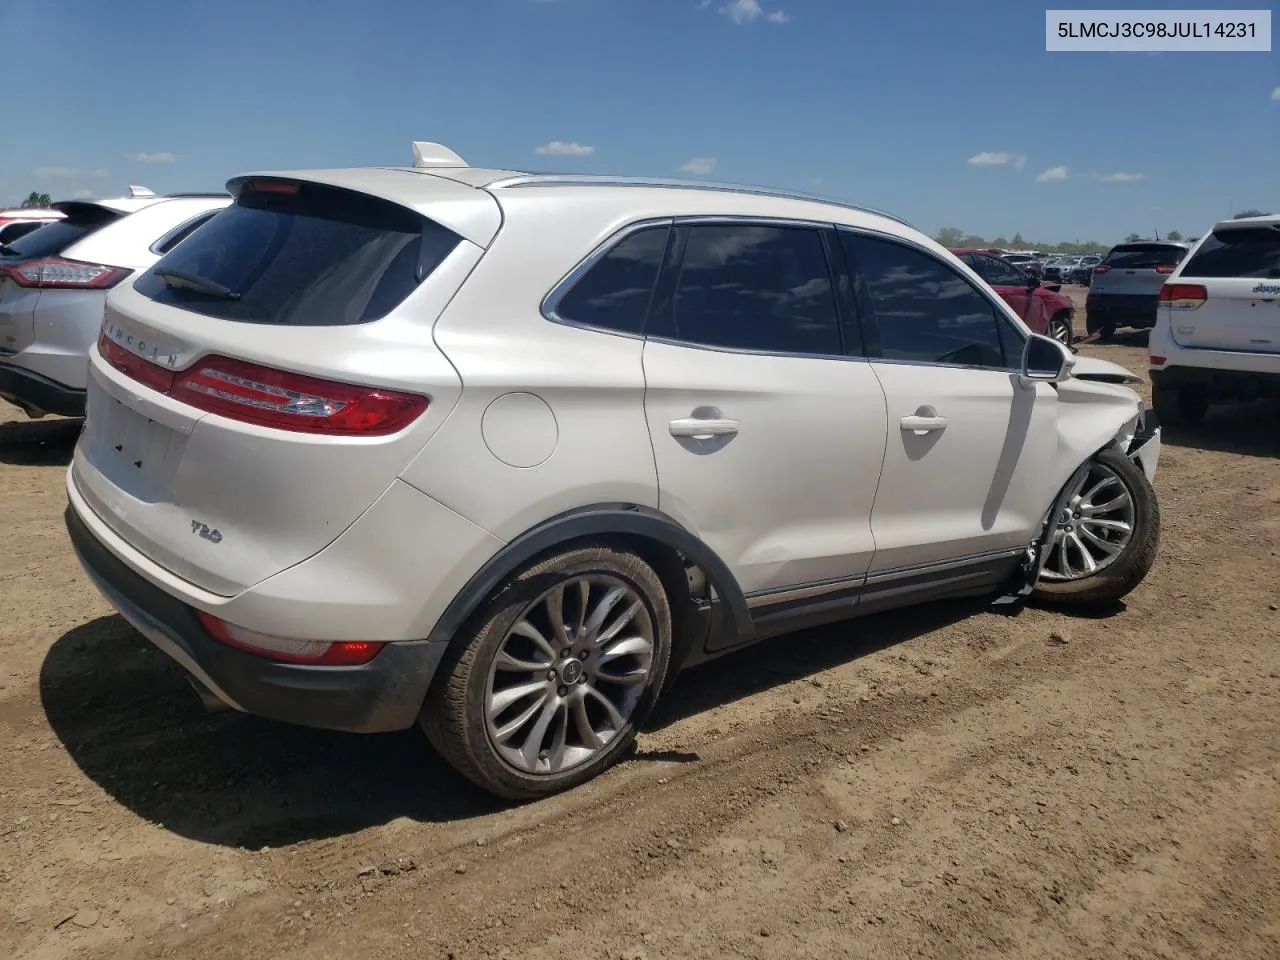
[1152, 383, 1208, 426]
[421, 544, 672, 800]
[1032, 448, 1159, 608]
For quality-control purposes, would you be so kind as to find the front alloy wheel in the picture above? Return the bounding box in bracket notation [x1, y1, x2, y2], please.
[1047, 313, 1073, 346]
[1033, 447, 1160, 608]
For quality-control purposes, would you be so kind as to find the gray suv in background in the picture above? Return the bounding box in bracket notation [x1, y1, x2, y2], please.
[1085, 240, 1190, 339]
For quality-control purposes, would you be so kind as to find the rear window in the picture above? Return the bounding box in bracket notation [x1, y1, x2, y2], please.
[0, 209, 118, 260]
[1181, 227, 1280, 280]
[134, 182, 461, 326]
[1101, 244, 1187, 269]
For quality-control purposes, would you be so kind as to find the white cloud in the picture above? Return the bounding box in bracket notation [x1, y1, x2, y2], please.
[72, 189, 94, 199]
[33, 165, 81, 179]
[535, 140, 595, 157]
[1100, 172, 1145, 182]
[90, 167, 109, 179]
[1272, 85, 1280, 100]
[128, 152, 176, 164]
[967, 151, 1026, 169]
[718, 0, 788, 24]
[679, 157, 718, 175]
[1036, 166, 1070, 183]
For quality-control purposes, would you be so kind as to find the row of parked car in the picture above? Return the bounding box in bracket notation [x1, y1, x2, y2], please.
[999, 252, 1102, 286]
[0, 143, 1273, 800]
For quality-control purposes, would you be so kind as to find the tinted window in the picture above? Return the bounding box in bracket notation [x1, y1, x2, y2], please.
[973, 254, 1025, 286]
[0, 214, 117, 260]
[0, 221, 48, 245]
[1101, 244, 1186, 269]
[553, 225, 669, 334]
[1182, 228, 1280, 279]
[135, 183, 460, 326]
[670, 224, 840, 354]
[845, 234, 1008, 368]
[153, 212, 219, 256]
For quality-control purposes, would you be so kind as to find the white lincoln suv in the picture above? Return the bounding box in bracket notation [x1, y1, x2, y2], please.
[64, 142, 1162, 798]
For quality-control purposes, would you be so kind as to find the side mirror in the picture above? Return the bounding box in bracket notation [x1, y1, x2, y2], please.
[1020, 333, 1074, 383]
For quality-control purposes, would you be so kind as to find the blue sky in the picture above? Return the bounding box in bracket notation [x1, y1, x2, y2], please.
[3, 0, 1275, 243]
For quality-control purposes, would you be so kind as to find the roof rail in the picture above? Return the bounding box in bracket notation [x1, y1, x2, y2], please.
[162, 192, 233, 199]
[412, 141, 468, 168]
[486, 174, 913, 228]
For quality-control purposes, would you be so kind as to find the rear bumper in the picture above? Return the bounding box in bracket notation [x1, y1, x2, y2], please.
[65, 502, 447, 734]
[1151, 365, 1280, 399]
[1086, 294, 1158, 331]
[0, 362, 86, 416]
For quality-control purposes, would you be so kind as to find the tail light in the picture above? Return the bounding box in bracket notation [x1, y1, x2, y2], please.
[96, 331, 428, 436]
[1158, 283, 1207, 309]
[1, 257, 130, 289]
[197, 612, 384, 666]
[1092, 265, 1111, 275]
[1154, 264, 1176, 275]
[1149, 356, 1167, 366]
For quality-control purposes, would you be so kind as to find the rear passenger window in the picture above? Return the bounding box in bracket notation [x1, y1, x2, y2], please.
[152, 212, 219, 255]
[844, 234, 1009, 368]
[1182, 228, 1280, 279]
[553, 225, 669, 334]
[668, 224, 840, 355]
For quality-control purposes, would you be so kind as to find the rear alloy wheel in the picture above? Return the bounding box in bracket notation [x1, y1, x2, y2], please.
[421, 545, 671, 799]
[1151, 383, 1208, 427]
[1047, 312, 1073, 346]
[1033, 448, 1159, 608]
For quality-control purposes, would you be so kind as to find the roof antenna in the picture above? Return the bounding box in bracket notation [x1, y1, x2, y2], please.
[411, 141, 468, 168]
[127, 185, 157, 198]
[1154, 228, 1160, 240]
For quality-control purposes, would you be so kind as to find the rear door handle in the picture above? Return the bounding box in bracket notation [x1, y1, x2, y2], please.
[669, 417, 740, 439]
[900, 415, 947, 435]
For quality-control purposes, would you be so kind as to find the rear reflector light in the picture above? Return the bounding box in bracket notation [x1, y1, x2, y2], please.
[197, 611, 385, 666]
[1, 257, 130, 289]
[95, 332, 428, 435]
[1159, 283, 1207, 308]
[1149, 356, 1167, 366]
[1154, 264, 1176, 275]
[1092, 265, 1111, 274]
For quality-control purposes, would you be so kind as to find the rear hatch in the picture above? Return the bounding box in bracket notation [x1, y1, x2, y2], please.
[1167, 222, 1280, 354]
[0, 204, 122, 354]
[71, 173, 497, 596]
[1091, 243, 1187, 296]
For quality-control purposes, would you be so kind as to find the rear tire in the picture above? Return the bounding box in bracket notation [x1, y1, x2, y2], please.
[1032, 448, 1159, 609]
[1047, 312, 1073, 347]
[1151, 383, 1208, 426]
[1085, 313, 1116, 341]
[421, 544, 672, 800]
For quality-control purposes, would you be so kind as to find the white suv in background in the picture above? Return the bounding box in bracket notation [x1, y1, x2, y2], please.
[0, 187, 229, 418]
[1149, 214, 1280, 425]
[65, 143, 1162, 799]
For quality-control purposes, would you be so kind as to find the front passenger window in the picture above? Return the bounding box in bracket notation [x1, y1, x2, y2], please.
[842, 234, 1009, 368]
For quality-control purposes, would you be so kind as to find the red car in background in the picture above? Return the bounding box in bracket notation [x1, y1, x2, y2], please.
[950, 247, 1076, 346]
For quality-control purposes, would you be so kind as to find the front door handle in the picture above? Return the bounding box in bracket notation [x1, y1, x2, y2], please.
[670, 417, 740, 439]
[900, 415, 947, 435]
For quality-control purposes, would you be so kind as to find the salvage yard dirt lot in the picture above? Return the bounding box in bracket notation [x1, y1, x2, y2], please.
[2, 304, 1278, 960]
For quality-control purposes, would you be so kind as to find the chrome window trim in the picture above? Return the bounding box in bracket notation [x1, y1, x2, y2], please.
[488, 174, 914, 229]
[539, 217, 673, 341]
[541, 215, 863, 361]
[834, 224, 1030, 374]
[744, 546, 1028, 609]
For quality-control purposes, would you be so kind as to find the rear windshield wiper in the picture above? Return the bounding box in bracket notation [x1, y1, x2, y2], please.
[154, 268, 240, 300]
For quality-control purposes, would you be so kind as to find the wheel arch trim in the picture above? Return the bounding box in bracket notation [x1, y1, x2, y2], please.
[422, 503, 753, 649]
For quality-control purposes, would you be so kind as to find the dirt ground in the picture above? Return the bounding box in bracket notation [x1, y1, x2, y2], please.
[2, 293, 1278, 960]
